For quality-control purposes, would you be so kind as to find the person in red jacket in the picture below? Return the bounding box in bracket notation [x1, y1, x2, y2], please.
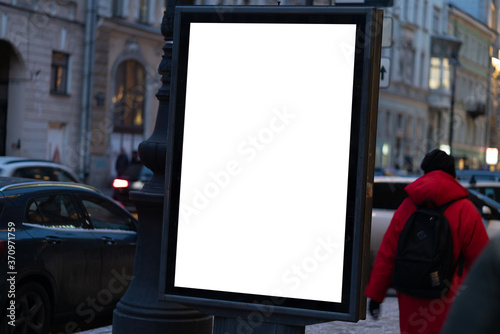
[365, 149, 489, 334]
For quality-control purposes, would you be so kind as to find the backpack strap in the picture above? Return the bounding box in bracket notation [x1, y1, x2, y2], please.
[439, 196, 469, 212]
[418, 196, 468, 211]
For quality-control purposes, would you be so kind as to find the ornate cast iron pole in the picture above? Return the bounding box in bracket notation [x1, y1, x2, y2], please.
[112, 2, 213, 332]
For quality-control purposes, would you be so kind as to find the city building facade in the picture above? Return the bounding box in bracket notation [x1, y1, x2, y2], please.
[0, 0, 86, 172]
[375, 0, 436, 172]
[0, 0, 499, 189]
[0, 0, 163, 187]
[376, 0, 499, 172]
[446, 3, 496, 169]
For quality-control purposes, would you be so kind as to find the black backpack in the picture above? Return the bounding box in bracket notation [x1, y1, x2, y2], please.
[392, 197, 466, 299]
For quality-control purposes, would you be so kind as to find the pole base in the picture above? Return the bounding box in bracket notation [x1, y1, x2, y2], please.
[113, 302, 213, 334]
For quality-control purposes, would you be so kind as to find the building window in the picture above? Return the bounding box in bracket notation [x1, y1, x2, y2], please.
[478, 42, 483, 66]
[16, 0, 35, 9]
[398, 50, 405, 81]
[386, 112, 392, 137]
[406, 48, 416, 83]
[138, 0, 149, 24]
[429, 58, 440, 89]
[414, 0, 419, 25]
[442, 58, 450, 90]
[400, 42, 416, 84]
[50, 52, 69, 95]
[432, 7, 440, 33]
[429, 57, 450, 90]
[112, 0, 124, 17]
[471, 39, 477, 62]
[464, 34, 469, 59]
[490, 1, 496, 30]
[456, 74, 463, 98]
[113, 60, 145, 134]
[403, 0, 409, 22]
[423, 1, 428, 28]
[419, 52, 425, 87]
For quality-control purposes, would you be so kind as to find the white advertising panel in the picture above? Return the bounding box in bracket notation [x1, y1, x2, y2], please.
[175, 22, 356, 303]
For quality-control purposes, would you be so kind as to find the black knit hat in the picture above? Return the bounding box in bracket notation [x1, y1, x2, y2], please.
[421, 149, 456, 178]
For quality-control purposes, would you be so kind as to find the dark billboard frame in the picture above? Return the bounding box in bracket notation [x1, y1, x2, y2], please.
[159, 5, 382, 326]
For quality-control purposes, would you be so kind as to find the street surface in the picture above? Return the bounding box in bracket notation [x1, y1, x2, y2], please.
[76, 297, 399, 334]
[306, 296, 399, 334]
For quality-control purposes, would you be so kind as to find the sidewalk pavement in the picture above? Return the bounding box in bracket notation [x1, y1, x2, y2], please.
[79, 325, 112, 334]
[78, 297, 399, 334]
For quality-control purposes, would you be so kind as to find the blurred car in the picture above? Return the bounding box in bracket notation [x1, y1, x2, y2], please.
[0, 156, 79, 182]
[371, 177, 415, 265]
[112, 162, 153, 211]
[466, 189, 500, 237]
[0, 177, 137, 333]
[371, 176, 500, 265]
[455, 169, 500, 182]
[461, 180, 500, 203]
[374, 167, 421, 177]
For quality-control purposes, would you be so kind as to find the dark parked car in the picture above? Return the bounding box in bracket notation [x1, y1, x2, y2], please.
[0, 177, 137, 333]
[112, 163, 153, 211]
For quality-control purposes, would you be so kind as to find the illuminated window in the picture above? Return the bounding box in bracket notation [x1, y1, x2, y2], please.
[429, 57, 450, 90]
[490, 1, 496, 30]
[50, 52, 69, 95]
[429, 57, 441, 89]
[113, 60, 145, 134]
[442, 58, 450, 90]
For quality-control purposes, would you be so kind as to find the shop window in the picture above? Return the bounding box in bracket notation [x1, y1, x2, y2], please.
[113, 60, 145, 134]
[50, 52, 69, 95]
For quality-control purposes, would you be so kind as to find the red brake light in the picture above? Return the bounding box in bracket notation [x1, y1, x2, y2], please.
[113, 179, 129, 189]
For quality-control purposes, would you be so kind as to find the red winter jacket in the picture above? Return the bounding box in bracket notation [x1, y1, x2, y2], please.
[365, 170, 489, 334]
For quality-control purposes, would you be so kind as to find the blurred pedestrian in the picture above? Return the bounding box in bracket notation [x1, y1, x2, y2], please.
[365, 149, 489, 334]
[115, 148, 129, 177]
[131, 150, 140, 164]
[441, 234, 500, 334]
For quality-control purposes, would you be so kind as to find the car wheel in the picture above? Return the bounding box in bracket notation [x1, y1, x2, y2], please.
[2, 282, 51, 334]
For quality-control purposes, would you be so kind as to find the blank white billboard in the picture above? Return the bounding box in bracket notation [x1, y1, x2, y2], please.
[174, 22, 357, 303]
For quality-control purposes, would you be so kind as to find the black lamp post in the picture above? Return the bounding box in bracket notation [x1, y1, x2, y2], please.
[448, 53, 460, 156]
[430, 35, 461, 155]
[112, 1, 213, 333]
